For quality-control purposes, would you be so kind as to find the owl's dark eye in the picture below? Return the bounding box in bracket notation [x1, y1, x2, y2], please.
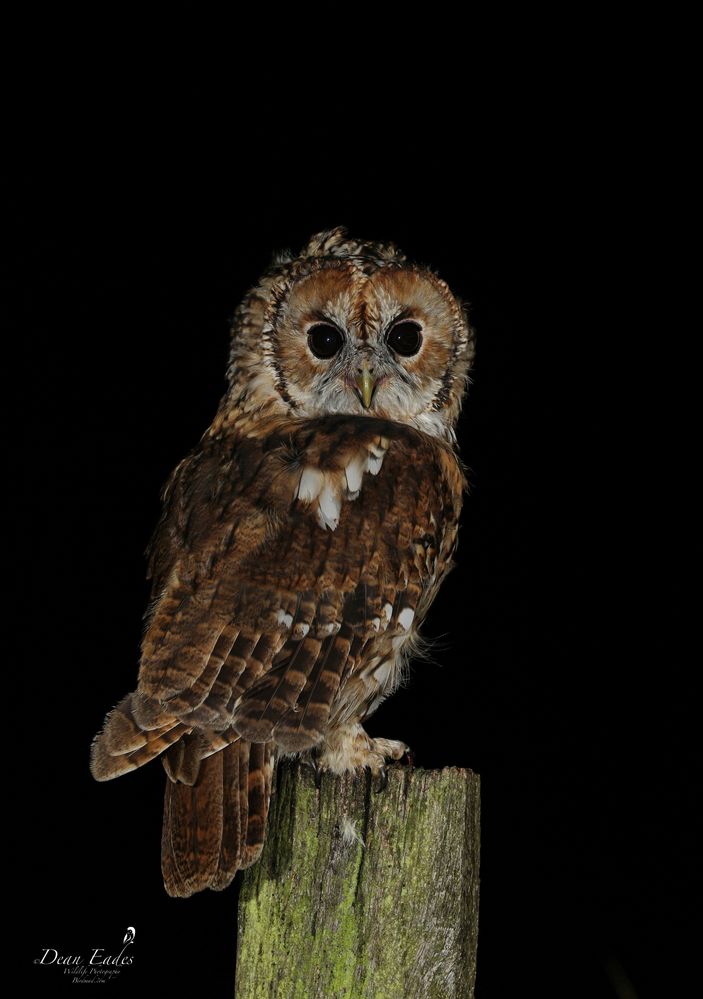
[307, 323, 344, 359]
[386, 321, 423, 357]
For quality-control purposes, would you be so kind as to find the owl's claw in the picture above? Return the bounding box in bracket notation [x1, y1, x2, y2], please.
[309, 747, 323, 788]
[374, 747, 412, 791]
[374, 765, 388, 793]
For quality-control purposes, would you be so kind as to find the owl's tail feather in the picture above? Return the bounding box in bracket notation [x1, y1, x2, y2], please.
[91, 694, 275, 897]
[161, 739, 275, 898]
[90, 692, 190, 781]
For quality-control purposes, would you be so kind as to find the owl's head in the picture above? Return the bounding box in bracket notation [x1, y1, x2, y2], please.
[220, 227, 475, 441]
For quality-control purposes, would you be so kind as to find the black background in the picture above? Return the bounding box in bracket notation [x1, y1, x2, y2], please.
[13, 99, 697, 999]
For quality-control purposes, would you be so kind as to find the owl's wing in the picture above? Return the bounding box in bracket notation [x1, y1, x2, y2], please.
[92, 416, 463, 778]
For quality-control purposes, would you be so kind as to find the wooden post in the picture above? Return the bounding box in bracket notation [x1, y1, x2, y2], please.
[235, 762, 480, 999]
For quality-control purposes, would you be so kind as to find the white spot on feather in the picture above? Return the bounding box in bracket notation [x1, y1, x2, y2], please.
[367, 452, 385, 475]
[276, 609, 293, 628]
[382, 602, 393, 621]
[316, 621, 341, 637]
[374, 660, 392, 686]
[317, 482, 341, 530]
[345, 453, 366, 494]
[293, 622, 310, 639]
[297, 467, 324, 503]
[398, 608, 415, 630]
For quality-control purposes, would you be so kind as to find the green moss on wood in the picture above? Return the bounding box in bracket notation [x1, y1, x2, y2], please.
[236, 763, 480, 999]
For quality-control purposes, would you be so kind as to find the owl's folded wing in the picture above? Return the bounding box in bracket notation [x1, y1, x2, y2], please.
[91, 417, 463, 780]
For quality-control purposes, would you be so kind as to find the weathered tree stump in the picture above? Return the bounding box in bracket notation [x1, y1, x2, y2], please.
[235, 762, 480, 998]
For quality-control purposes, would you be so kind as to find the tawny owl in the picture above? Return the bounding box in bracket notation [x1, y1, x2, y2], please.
[91, 226, 475, 897]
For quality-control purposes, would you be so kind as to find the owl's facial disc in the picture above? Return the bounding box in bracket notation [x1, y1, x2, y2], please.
[265, 265, 472, 435]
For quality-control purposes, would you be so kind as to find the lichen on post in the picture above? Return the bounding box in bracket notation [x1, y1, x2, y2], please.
[235, 762, 480, 999]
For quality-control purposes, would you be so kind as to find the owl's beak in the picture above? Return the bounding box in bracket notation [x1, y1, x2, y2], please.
[355, 362, 377, 409]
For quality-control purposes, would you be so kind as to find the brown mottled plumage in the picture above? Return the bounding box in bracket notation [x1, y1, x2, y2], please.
[91, 226, 475, 897]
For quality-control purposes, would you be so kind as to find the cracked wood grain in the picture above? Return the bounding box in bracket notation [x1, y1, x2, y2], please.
[235, 761, 480, 998]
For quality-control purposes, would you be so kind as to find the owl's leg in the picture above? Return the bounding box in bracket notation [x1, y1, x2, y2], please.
[312, 722, 409, 790]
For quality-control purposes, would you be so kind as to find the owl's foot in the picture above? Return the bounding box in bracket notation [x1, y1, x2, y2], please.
[372, 739, 413, 791]
[310, 724, 409, 791]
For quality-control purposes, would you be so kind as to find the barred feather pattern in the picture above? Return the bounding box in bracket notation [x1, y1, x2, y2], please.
[90, 227, 472, 897]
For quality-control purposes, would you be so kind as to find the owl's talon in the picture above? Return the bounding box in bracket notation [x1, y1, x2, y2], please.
[403, 747, 414, 768]
[308, 747, 323, 788]
[375, 765, 388, 793]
